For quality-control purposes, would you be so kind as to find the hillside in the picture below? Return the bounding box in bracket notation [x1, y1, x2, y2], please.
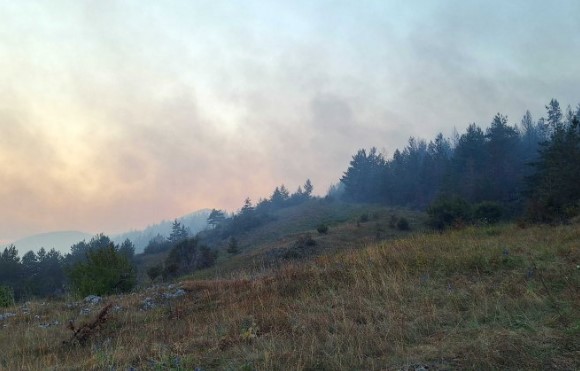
[1, 222, 578, 370]
[192, 200, 426, 279]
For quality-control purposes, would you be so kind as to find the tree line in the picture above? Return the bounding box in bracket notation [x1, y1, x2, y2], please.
[340, 99, 580, 225]
[0, 234, 136, 303]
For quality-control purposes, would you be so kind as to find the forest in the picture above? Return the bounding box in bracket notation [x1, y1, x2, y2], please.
[340, 99, 580, 224]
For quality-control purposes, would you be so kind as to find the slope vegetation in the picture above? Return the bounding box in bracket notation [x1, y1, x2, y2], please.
[1, 222, 578, 370]
[193, 200, 425, 279]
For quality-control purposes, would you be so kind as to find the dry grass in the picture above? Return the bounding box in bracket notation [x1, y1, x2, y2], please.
[1, 223, 578, 370]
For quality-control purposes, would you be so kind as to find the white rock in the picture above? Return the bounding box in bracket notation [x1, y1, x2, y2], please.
[0, 313, 16, 321]
[84, 295, 102, 305]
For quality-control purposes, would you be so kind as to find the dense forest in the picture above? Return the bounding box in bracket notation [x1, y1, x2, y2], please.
[1, 99, 579, 304]
[340, 99, 580, 224]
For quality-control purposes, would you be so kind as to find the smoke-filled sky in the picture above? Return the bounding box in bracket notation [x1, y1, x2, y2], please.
[1, 0, 579, 242]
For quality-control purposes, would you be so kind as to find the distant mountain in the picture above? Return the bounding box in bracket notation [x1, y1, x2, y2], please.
[112, 209, 211, 253]
[8, 231, 92, 255]
[4, 209, 212, 256]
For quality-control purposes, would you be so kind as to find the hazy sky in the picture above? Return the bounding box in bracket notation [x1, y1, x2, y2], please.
[1, 0, 579, 242]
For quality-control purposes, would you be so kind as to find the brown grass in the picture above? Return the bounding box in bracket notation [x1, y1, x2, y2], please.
[0, 223, 578, 370]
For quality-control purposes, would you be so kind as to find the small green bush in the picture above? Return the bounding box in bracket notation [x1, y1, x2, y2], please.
[0, 285, 15, 307]
[227, 237, 240, 254]
[316, 224, 329, 234]
[396, 217, 410, 231]
[427, 196, 472, 230]
[146, 265, 163, 281]
[358, 213, 369, 223]
[295, 234, 316, 248]
[473, 201, 502, 224]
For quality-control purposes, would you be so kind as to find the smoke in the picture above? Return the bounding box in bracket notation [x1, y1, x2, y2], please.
[1, 0, 579, 240]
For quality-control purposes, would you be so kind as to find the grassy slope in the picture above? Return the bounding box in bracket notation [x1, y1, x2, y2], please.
[193, 200, 425, 279]
[1, 222, 578, 370]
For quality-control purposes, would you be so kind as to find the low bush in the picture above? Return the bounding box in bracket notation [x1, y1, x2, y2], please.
[227, 237, 240, 254]
[473, 201, 502, 224]
[396, 217, 410, 231]
[146, 265, 163, 281]
[427, 196, 472, 230]
[295, 234, 316, 248]
[0, 285, 14, 307]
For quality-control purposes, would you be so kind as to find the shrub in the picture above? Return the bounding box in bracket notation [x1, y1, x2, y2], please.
[0, 285, 14, 307]
[227, 237, 239, 254]
[473, 201, 502, 224]
[143, 234, 172, 255]
[146, 265, 163, 281]
[396, 217, 410, 231]
[358, 213, 369, 223]
[163, 238, 218, 279]
[295, 234, 316, 248]
[316, 224, 329, 234]
[427, 196, 472, 230]
[68, 244, 136, 297]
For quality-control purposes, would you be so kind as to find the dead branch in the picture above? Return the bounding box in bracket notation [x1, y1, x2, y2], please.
[65, 303, 113, 345]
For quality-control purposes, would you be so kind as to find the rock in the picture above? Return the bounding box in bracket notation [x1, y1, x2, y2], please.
[163, 289, 186, 299]
[0, 313, 16, 321]
[84, 295, 102, 305]
[21, 302, 31, 314]
[141, 297, 156, 311]
[38, 320, 60, 329]
[79, 308, 92, 316]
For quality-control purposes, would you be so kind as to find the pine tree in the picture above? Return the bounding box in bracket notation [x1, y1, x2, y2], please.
[227, 237, 239, 254]
[168, 220, 188, 244]
[545, 98, 563, 132]
[303, 179, 313, 197]
[68, 244, 135, 296]
[207, 209, 226, 228]
[526, 115, 580, 221]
